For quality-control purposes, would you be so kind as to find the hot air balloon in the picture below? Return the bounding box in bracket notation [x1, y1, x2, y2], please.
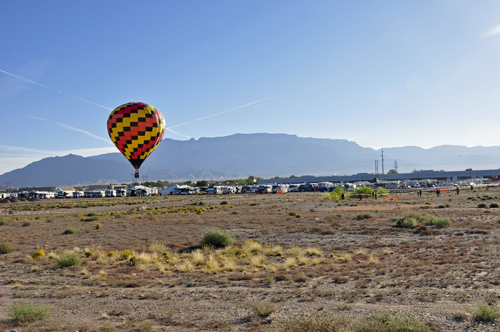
[107, 102, 166, 178]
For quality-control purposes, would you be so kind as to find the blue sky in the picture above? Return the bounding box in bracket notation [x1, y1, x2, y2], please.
[1, 1, 500, 175]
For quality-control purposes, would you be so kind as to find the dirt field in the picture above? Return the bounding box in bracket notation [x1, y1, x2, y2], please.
[1, 187, 500, 331]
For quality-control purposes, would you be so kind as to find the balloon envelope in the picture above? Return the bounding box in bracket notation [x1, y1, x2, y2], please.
[107, 102, 165, 172]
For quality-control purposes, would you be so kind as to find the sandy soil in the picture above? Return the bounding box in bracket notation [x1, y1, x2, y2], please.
[1, 188, 500, 331]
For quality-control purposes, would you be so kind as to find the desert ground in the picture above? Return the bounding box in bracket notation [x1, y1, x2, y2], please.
[1, 187, 500, 331]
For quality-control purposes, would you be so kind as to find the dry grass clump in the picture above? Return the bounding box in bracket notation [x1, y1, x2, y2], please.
[305, 247, 323, 257]
[243, 239, 263, 254]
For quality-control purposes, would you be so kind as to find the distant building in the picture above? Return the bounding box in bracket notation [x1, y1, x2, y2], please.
[259, 169, 500, 185]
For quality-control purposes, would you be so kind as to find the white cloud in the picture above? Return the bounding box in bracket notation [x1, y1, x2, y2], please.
[483, 24, 500, 37]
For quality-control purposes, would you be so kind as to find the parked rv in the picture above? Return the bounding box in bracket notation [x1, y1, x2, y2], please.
[257, 185, 273, 194]
[105, 189, 117, 197]
[72, 191, 85, 198]
[272, 184, 288, 193]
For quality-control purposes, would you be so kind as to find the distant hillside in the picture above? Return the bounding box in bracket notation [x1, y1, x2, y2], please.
[1, 133, 500, 187]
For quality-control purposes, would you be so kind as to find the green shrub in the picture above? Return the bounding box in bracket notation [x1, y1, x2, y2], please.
[200, 228, 234, 248]
[114, 212, 123, 218]
[249, 300, 275, 317]
[323, 186, 346, 200]
[396, 217, 417, 228]
[231, 210, 240, 215]
[0, 220, 7, 226]
[250, 202, 260, 206]
[355, 311, 432, 332]
[425, 202, 431, 205]
[396, 212, 451, 228]
[9, 301, 52, 323]
[349, 186, 374, 199]
[22, 221, 31, 227]
[430, 217, 452, 227]
[490, 202, 499, 208]
[0, 241, 16, 254]
[82, 215, 101, 222]
[220, 200, 228, 205]
[356, 213, 374, 220]
[265, 275, 276, 285]
[473, 302, 500, 322]
[276, 312, 347, 332]
[56, 251, 83, 268]
[295, 214, 302, 218]
[87, 212, 100, 217]
[438, 204, 446, 208]
[477, 203, 487, 208]
[63, 228, 79, 234]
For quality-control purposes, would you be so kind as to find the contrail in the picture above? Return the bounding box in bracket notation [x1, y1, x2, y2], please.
[2, 68, 271, 139]
[0, 68, 112, 110]
[168, 97, 272, 129]
[28, 116, 111, 143]
[165, 128, 192, 139]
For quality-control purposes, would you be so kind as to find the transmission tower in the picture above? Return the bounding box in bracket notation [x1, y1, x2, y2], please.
[381, 148, 385, 175]
[375, 160, 379, 175]
[394, 160, 398, 173]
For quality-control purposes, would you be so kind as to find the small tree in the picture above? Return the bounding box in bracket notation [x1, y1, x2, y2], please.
[466, 168, 473, 171]
[387, 169, 398, 174]
[196, 180, 208, 187]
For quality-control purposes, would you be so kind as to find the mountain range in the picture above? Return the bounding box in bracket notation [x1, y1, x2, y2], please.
[1, 133, 500, 187]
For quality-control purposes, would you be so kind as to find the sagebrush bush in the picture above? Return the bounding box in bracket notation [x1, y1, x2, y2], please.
[490, 202, 499, 208]
[396, 212, 451, 228]
[56, 251, 83, 268]
[249, 300, 275, 317]
[265, 275, 276, 285]
[0, 241, 16, 254]
[9, 301, 52, 323]
[220, 200, 228, 205]
[22, 221, 31, 227]
[473, 302, 500, 322]
[430, 217, 452, 227]
[63, 228, 79, 234]
[200, 228, 234, 248]
[114, 212, 123, 218]
[356, 213, 374, 220]
[477, 203, 487, 208]
[396, 217, 417, 228]
[355, 311, 432, 332]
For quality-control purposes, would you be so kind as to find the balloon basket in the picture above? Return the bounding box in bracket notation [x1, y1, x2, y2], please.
[134, 170, 140, 178]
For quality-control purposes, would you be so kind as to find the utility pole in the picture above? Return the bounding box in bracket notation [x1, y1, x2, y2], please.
[375, 160, 379, 175]
[381, 149, 385, 175]
[394, 160, 398, 173]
